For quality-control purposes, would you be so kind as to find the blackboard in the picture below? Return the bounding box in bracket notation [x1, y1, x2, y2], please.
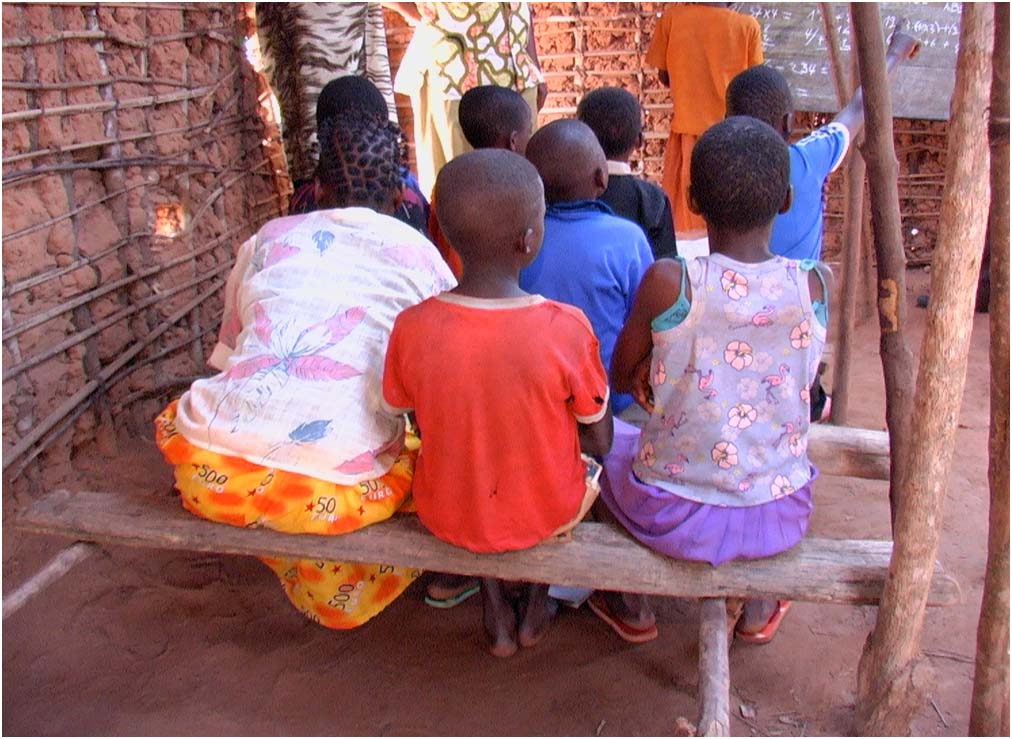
[732, 3, 961, 120]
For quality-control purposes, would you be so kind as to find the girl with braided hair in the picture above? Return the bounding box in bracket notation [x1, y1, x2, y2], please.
[155, 106, 456, 630]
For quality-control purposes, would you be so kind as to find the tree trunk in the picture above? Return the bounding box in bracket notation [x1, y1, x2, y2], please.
[850, 3, 918, 530]
[855, 4, 994, 735]
[969, 4, 1010, 735]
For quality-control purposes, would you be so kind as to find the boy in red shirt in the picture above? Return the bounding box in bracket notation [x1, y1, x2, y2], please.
[383, 149, 613, 657]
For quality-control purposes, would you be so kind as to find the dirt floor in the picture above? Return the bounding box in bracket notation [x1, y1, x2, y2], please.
[2, 269, 995, 736]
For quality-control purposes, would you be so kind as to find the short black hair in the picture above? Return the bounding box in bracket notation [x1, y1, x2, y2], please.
[316, 75, 388, 129]
[458, 85, 532, 149]
[317, 108, 403, 210]
[725, 65, 794, 132]
[576, 86, 642, 159]
[690, 116, 790, 232]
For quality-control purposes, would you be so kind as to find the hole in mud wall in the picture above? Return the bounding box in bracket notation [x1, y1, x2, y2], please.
[154, 203, 186, 238]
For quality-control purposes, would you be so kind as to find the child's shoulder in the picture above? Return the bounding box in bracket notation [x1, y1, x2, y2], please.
[538, 298, 599, 337]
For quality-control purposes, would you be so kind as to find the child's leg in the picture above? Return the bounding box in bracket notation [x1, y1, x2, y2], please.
[481, 577, 519, 658]
[735, 599, 791, 645]
[425, 573, 480, 607]
[517, 582, 558, 648]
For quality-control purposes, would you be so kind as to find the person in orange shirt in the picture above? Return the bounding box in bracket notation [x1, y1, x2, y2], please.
[645, 3, 763, 235]
[383, 149, 613, 657]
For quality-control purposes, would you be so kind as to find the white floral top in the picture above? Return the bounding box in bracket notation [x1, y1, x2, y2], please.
[634, 254, 826, 507]
[174, 208, 456, 485]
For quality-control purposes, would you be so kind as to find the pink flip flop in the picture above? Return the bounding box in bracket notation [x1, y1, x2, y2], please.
[735, 600, 792, 644]
[587, 592, 658, 643]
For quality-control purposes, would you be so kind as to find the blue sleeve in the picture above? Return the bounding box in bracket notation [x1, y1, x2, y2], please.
[795, 122, 851, 179]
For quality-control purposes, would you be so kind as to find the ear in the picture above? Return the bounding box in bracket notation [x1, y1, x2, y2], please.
[508, 129, 520, 153]
[779, 185, 793, 215]
[593, 166, 608, 196]
[687, 185, 702, 216]
[519, 226, 536, 255]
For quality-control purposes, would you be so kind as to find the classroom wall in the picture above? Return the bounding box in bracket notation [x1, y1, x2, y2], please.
[1, 2, 289, 497]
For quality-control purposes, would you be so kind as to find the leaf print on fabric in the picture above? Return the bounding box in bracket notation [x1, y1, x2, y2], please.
[720, 269, 749, 300]
[313, 229, 335, 255]
[225, 354, 283, 380]
[289, 419, 332, 443]
[253, 303, 273, 345]
[265, 241, 300, 268]
[287, 356, 361, 381]
[724, 340, 754, 371]
[321, 306, 366, 344]
[335, 450, 377, 475]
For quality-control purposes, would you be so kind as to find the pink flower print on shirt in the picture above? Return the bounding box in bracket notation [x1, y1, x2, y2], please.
[759, 275, 784, 301]
[654, 360, 667, 386]
[664, 453, 690, 477]
[800, 385, 811, 404]
[771, 474, 796, 499]
[737, 472, 758, 493]
[720, 269, 749, 300]
[762, 363, 790, 402]
[727, 403, 757, 429]
[711, 440, 738, 469]
[639, 441, 657, 468]
[790, 319, 813, 349]
[724, 340, 754, 371]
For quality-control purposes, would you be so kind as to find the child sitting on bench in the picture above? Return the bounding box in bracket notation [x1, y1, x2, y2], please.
[154, 107, 455, 630]
[577, 86, 677, 260]
[596, 117, 831, 645]
[382, 149, 613, 657]
[520, 119, 654, 416]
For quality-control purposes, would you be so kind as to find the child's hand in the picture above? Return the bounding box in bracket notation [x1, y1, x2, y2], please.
[632, 356, 655, 415]
[887, 25, 921, 63]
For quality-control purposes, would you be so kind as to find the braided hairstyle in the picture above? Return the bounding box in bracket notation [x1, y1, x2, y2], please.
[316, 107, 404, 212]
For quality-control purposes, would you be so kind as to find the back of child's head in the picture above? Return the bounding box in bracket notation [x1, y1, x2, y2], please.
[434, 149, 544, 262]
[525, 119, 607, 204]
[316, 75, 388, 130]
[317, 107, 403, 211]
[576, 86, 642, 160]
[458, 85, 533, 151]
[690, 116, 790, 232]
[725, 65, 793, 136]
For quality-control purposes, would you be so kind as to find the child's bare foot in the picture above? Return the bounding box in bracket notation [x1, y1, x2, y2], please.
[517, 583, 558, 648]
[587, 590, 658, 643]
[481, 578, 518, 657]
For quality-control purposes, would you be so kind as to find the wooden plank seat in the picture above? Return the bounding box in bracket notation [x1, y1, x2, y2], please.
[16, 487, 960, 736]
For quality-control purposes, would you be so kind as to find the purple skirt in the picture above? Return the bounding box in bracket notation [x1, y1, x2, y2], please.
[600, 419, 815, 566]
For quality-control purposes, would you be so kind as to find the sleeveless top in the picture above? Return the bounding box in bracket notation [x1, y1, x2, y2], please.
[634, 254, 827, 508]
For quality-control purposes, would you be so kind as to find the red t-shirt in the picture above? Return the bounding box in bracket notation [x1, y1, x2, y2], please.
[382, 293, 609, 552]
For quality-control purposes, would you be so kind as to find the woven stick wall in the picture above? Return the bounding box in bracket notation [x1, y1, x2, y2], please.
[1, 3, 289, 492]
[384, 2, 948, 264]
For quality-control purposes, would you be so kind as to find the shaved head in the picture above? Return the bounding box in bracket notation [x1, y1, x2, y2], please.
[434, 149, 545, 266]
[525, 119, 608, 203]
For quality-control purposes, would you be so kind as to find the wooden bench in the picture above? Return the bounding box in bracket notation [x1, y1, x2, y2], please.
[16, 479, 960, 736]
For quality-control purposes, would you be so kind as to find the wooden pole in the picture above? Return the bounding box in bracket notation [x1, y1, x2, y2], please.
[820, 3, 862, 425]
[849, 4, 918, 529]
[696, 598, 731, 737]
[854, 5, 994, 734]
[2, 542, 100, 619]
[970, 4, 1010, 735]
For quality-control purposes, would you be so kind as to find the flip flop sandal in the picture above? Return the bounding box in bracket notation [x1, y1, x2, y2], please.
[424, 583, 480, 609]
[587, 592, 658, 644]
[735, 600, 792, 645]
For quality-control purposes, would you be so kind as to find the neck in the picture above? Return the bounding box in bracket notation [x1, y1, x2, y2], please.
[707, 222, 775, 263]
[452, 263, 529, 299]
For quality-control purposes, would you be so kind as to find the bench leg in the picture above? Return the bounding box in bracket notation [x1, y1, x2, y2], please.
[697, 597, 731, 736]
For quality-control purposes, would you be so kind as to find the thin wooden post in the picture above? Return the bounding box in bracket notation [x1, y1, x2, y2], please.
[849, 3, 918, 529]
[697, 598, 730, 737]
[822, 2, 863, 425]
[855, 5, 994, 735]
[969, 4, 1010, 735]
[2, 542, 100, 619]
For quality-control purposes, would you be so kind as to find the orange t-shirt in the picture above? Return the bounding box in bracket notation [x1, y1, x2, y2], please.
[646, 4, 764, 135]
[382, 293, 610, 553]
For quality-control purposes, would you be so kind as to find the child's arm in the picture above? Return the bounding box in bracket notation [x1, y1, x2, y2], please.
[578, 406, 614, 458]
[807, 261, 835, 312]
[834, 30, 920, 138]
[611, 259, 685, 412]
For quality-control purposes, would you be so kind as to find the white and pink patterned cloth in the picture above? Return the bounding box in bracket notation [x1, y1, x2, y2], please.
[174, 207, 455, 485]
[632, 253, 827, 508]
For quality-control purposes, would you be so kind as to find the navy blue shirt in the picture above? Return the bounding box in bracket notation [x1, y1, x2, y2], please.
[520, 200, 654, 412]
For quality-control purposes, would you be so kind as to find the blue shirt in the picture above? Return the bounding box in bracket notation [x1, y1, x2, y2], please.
[770, 122, 850, 262]
[520, 200, 654, 412]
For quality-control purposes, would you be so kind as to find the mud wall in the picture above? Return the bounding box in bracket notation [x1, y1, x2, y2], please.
[383, 2, 948, 264]
[2, 3, 289, 496]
